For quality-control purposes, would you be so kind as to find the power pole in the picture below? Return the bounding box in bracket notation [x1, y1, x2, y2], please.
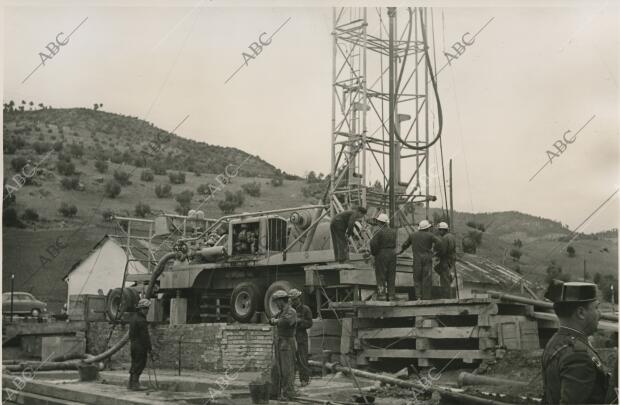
[583, 259, 586, 281]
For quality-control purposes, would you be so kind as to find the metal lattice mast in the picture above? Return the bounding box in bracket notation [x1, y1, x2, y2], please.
[330, 7, 435, 227]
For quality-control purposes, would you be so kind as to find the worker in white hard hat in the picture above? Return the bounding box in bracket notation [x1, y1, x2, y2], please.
[398, 219, 442, 300]
[269, 290, 298, 400]
[289, 288, 313, 386]
[369, 213, 397, 300]
[435, 221, 457, 298]
[128, 298, 152, 390]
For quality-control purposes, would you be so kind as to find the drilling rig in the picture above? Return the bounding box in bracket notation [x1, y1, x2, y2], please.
[112, 7, 451, 325]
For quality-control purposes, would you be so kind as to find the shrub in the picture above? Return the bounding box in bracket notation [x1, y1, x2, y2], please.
[466, 221, 486, 232]
[60, 176, 80, 190]
[566, 245, 576, 257]
[241, 181, 261, 197]
[58, 202, 78, 217]
[110, 152, 124, 164]
[140, 170, 154, 182]
[113, 170, 132, 186]
[513, 239, 523, 248]
[68, 143, 84, 158]
[462, 236, 476, 254]
[152, 163, 167, 175]
[4, 141, 16, 154]
[175, 190, 194, 215]
[217, 190, 245, 214]
[197, 184, 212, 196]
[94, 160, 108, 173]
[101, 209, 115, 222]
[32, 142, 51, 154]
[168, 171, 186, 184]
[271, 176, 283, 187]
[467, 230, 483, 246]
[155, 183, 172, 198]
[21, 208, 39, 221]
[3, 207, 23, 228]
[134, 202, 151, 218]
[53, 141, 63, 151]
[57, 160, 76, 176]
[104, 179, 122, 198]
[11, 156, 28, 172]
[509, 248, 522, 262]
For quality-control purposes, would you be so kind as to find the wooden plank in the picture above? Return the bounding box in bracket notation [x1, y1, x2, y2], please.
[358, 326, 488, 340]
[360, 349, 494, 360]
[309, 336, 340, 354]
[356, 303, 498, 318]
[309, 319, 342, 337]
[331, 297, 494, 308]
[341, 318, 353, 354]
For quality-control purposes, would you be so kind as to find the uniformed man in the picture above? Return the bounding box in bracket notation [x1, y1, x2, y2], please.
[397, 219, 442, 300]
[369, 213, 397, 300]
[289, 288, 313, 387]
[269, 290, 298, 400]
[542, 282, 615, 404]
[128, 298, 152, 391]
[330, 206, 367, 263]
[435, 222, 456, 299]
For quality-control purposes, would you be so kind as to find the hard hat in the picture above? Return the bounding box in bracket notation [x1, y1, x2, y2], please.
[376, 213, 389, 223]
[188, 210, 196, 218]
[195, 210, 205, 220]
[272, 290, 289, 300]
[288, 288, 302, 298]
[137, 298, 151, 309]
[438, 222, 449, 230]
[418, 219, 431, 230]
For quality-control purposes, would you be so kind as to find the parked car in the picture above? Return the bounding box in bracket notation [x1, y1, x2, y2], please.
[2, 292, 47, 317]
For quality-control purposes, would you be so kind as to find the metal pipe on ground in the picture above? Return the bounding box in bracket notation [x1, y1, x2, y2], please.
[5, 252, 177, 373]
[488, 291, 618, 322]
[457, 372, 528, 388]
[308, 360, 516, 405]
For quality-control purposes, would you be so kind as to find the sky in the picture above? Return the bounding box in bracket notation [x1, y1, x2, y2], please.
[2, 0, 618, 232]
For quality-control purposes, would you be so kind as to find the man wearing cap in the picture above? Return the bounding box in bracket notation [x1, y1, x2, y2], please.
[128, 298, 152, 390]
[542, 282, 613, 404]
[398, 220, 442, 300]
[369, 213, 397, 300]
[435, 222, 456, 299]
[289, 288, 313, 387]
[269, 290, 298, 400]
[330, 206, 367, 263]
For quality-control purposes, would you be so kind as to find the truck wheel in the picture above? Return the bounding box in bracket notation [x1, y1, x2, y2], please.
[264, 280, 294, 319]
[105, 288, 139, 321]
[231, 282, 262, 323]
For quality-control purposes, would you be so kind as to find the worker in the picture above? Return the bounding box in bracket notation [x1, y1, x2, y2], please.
[398, 219, 442, 300]
[289, 288, 313, 387]
[330, 206, 367, 263]
[542, 282, 614, 404]
[128, 298, 152, 391]
[369, 213, 397, 300]
[435, 222, 456, 298]
[269, 290, 298, 401]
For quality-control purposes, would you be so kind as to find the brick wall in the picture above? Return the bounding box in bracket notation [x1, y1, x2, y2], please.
[87, 322, 273, 372]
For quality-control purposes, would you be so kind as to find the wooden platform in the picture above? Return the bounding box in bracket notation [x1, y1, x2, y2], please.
[326, 297, 540, 367]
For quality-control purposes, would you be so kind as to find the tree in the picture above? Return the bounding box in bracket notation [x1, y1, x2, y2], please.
[94, 160, 108, 173]
[11, 157, 29, 172]
[140, 170, 154, 182]
[58, 202, 78, 217]
[104, 179, 122, 198]
[155, 184, 172, 198]
[509, 248, 522, 262]
[168, 171, 186, 184]
[271, 175, 284, 187]
[462, 236, 477, 254]
[93, 104, 99, 111]
[513, 239, 523, 248]
[566, 245, 576, 257]
[60, 176, 81, 190]
[113, 170, 132, 186]
[218, 190, 245, 214]
[175, 190, 194, 215]
[29, 101, 34, 110]
[241, 181, 261, 197]
[134, 202, 151, 218]
[21, 208, 39, 221]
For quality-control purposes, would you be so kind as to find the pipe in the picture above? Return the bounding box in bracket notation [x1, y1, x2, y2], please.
[489, 291, 618, 322]
[457, 372, 528, 388]
[6, 253, 178, 372]
[308, 361, 516, 405]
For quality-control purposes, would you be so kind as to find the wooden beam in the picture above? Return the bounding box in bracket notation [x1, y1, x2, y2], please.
[355, 303, 498, 318]
[359, 349, 494, 360]
[358, 326, 487, 340]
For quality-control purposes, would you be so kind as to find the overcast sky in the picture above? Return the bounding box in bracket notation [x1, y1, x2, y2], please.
[2, 0, 618, 232]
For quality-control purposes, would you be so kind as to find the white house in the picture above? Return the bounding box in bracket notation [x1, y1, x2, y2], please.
[63, 236, 151, 304]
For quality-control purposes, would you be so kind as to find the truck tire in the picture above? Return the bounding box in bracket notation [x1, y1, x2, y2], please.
[105, 288, 139, 321]
[231, 282, 262, 323]
[264, 280, 294, 319]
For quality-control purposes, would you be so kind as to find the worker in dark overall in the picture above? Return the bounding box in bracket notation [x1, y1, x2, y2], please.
[435, 222, 456, 299]
[398, 219, 442, 300]
[128, 298, 152, 390]
[542, 282, 615, 404]
[289, 288, 313, 387]
[369, 213, 397, 301]
[269, 290, 298, 401]
[330, 206, 367, 263]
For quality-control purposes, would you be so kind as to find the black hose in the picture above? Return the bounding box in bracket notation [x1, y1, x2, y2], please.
[393, 8, 443, 151]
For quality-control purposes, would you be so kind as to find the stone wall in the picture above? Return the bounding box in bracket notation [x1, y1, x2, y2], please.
[87, 322, 273, 372]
